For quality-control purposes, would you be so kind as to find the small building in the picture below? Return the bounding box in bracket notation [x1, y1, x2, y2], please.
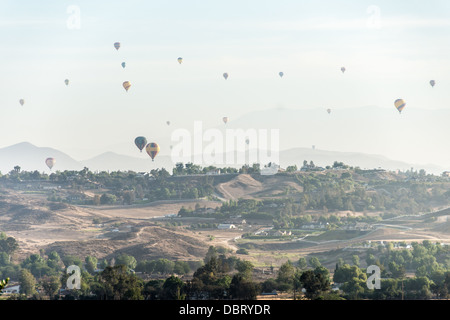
[218, 223, 236, 229]
[2, 284, 20, 294]
[206, 169, 221, 175]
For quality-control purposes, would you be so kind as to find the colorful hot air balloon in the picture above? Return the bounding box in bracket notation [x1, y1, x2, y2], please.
[45, 158, 56, 170]
[223, 73, 228, 80]
[223, 117, 228, 124]
[64, 79, 69, 86]
[121, 62, 126, 68]
[19, 99, 24, 106]
[114, 42, 120, 50]
[394, 99, 406, 114]
[279, 72, 284, 78]
[146, 143, 160, 161]
[134, 136, 147, 153]
[123, 81, 131, 92]
[341, 67, 346, 73]
[430, 80, 435, 87]
[177, 57, 183, 64]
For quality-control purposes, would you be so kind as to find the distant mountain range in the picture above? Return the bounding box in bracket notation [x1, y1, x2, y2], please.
[0, 141, 445, 175]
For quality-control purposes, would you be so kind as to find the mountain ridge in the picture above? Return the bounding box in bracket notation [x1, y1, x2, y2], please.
[0, 141, 445, 174]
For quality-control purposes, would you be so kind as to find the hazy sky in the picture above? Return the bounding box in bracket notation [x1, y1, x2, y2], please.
[1, 1, 450, 165]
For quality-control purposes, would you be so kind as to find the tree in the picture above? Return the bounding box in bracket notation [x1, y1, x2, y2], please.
[309, 257, 322, 269]
[173, 261, 190, 275]
[229, 274, 259, 300]
[40, 275, 61, 300]
[85, 256, 98, 274]
[100, 193, 116, 205]
[0, 236, 19, 263]
[162, 275, 184, 300]
[341, 277, 367, 300]
[94, 265, 143, 300]
[143, 280, 164, 300]
[115, 254, 137, 270]
[334, 264, 360, 283]
[389, 261, 406, 279]
[276, 261, 295, 292]
[19, 269, 37, 296]
[300, 268, 330, 300]
[235, 260, 254, 280]
[352, 255, 360, 267]
[122, 190, 135, 205]
[204, 246, 218, 264]
[297, 257, 308, 270]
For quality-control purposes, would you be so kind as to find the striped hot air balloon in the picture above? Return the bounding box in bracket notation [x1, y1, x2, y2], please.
[146, 142, 160, 161]
[45, 158, 56, 170]
[394, 99, 406, 114]
[123, 81, 131, 92]
[114, 42, 120, 50]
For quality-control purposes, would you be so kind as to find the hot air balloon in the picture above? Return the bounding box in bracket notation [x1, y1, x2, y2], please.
[430, 80, 435, 87]
[121, 62, 126, 68]
[341, 67, 346, 73]
[45, 158, 56, 170]
[279, 72, 284, 78]
[64, 79, 69, 86]
[114, 42, 120, 50]
[177, 57, 183, 64]
[134, 136, 147, 153]
[223, 73, 228, 80]
[19, 99, 24, 106]
[327, 108, 331, 114]
[123, 81, 131, 92]
[146, 142, 160, 161]
[245, 138, 250, 145]
[166, 121, 170, 126]
[394, 99, 406, 114]
[223, 117, 228, 124]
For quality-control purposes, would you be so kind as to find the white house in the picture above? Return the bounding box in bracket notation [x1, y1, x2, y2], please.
[2, 284, 20, 294]
[218, 223, 236, 229]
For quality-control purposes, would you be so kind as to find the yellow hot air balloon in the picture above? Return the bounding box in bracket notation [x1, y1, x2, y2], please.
[123, 81, 131, 92]
[223, 116, 228, 124]
[45, 157, 56, 170]
[19, 99, 24, 106]
[177, 57, 183, 64]
[394, 99, 406, 114]
[146, 142, 160, 161]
